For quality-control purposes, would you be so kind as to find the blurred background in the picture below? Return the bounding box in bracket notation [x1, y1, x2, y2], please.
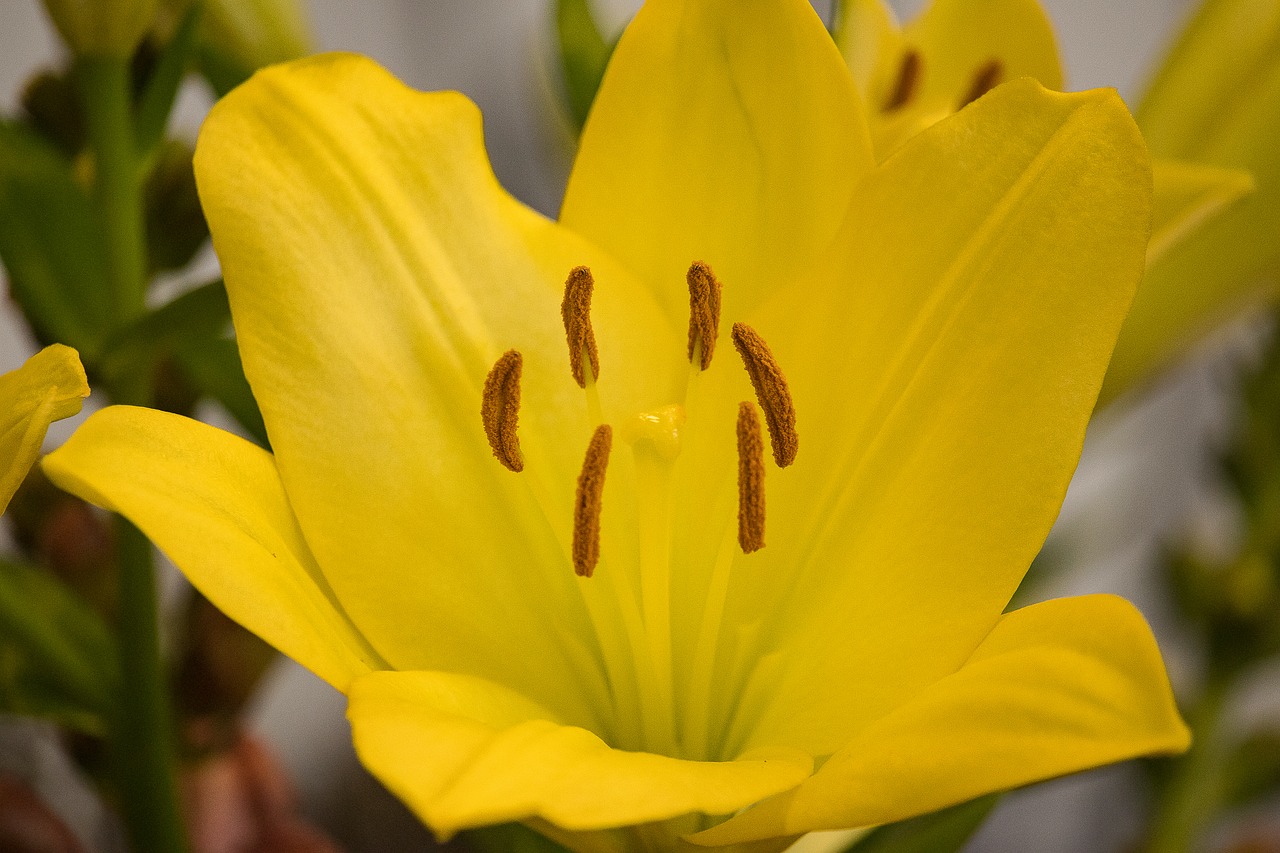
[1, 0, 1272, 851]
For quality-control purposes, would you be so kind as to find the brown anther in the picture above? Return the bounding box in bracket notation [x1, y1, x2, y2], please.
[562, 266, 600, 388]
[686, 261, 723, 370]
[736, 401, 766, 553]
[572, 424, 613, 577]
[480, 350, 524, 472]
[883, 49, 922, 112]
[958, 59, 1004, 108]
[731, 323, 798, 468]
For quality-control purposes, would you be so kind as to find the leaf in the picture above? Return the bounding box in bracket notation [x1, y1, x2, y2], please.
[0, 120, 112, 359]
[173, 336, 268, 447]
[102, 280, 268, 446]
[0, 558, 117, 735]
[135, 1, 203, 156]
[843, 794, 1001, 853]
[464, 823, 572, 853]
[556, 0, 613, 132]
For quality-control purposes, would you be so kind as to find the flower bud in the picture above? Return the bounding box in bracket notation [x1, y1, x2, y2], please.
[41, 0, 159, 57]
[198, 0, 314, 95]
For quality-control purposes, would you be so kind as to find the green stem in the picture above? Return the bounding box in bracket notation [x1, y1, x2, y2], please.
[113, 518, 188, 853]
[78, 55, 187, 851]
[1146, 677, 1231, 853]
[76, 55, 147, 324]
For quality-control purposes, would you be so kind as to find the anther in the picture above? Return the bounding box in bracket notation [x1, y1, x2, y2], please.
[731, 323, 798, 468]
[480, 350, 524, 472]
[562, 265, 600, 388]
[883, 49, 922, 112]
[573, 424, 613, 577]
[686, 261, 723, 370]
[959, 59, 1003, 108]
[737, 401, 766, 553]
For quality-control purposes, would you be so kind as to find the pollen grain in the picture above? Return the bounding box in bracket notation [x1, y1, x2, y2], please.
[562, 265, 600, 387]
[686, 261, 723, 370]
[737, 401, 766, 553]
[573, 424, 613, 577]
[480, 349, 524, 472]
[731, 322, 798, 468]
[959, 59, 1003, 108]
[884, 49, 922, 112]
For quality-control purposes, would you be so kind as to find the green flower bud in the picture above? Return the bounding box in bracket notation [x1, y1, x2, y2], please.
[198, 0, 314, 95]
[41, 0, 159, 57]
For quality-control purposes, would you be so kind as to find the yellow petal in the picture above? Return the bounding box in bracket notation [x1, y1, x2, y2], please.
[347, 670, 811, 845]
[833, 0, 903, 94]
[1107, 0, 1280, 399]
[718, 81, 1151, 757]
[0, 345, 87, 512]
[1146, 158, 1255, 266]
[902, 0, 1063, 100]
[194, 53, 673, 725]
[42, 406, 381, 691]
[559, 0, 875, 322]
[854, 0, 1063, 156]
[692, 595, 1188, 845]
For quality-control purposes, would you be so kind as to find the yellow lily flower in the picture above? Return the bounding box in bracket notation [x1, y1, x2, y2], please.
[0, 345, 88, 514]
[45, 1, 1188, 850]
[836, 0, 1269, 403]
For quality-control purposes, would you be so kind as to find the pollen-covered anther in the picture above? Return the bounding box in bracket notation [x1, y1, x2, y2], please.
[480, 349, 524, 472]
[561, 265, 600, 388]
[737, 401, 766, 553]
[686, 261, 723, 370]
[884, 48, 922, 112]
[572, 424, 613, 577]
[731, 322, 798, 468]
[959, 59, 1004, 108]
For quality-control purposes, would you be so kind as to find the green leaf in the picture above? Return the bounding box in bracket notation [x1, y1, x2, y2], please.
[843, 794, 1001, 853]
[1221, 730, 1280, 809]
[173, 336, 268, 447]
[556, 0, 613, 132]
[102, 280, 268, 445]
[0, 558, 117, 735]
[465, 823, 571, 853]
[0, 120, 112, 359]
[135, 2, 203, 157]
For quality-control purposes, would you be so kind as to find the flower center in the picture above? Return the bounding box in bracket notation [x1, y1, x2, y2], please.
[478, 262, 800, 757]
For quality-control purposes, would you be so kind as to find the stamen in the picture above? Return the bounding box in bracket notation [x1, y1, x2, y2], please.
[883, 49, 922, 112]
[959, 59, 1003, 108]
[480, 349, 524, 472]
[562, 265, 600, 388]
[737, 401, 766, 553]
[686, 261, 723, 370]
[573, 424, 613, 577]
[731, 323, 799, 468]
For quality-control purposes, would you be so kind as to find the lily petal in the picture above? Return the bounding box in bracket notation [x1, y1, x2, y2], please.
[0, 345, 87, 512]
[560, 0, 875, 321]
[347, 670, 811, 845]
[194, 53, 673, 724]
[42, 406, 381, 691]
[1146, 158, 1255, 266]
[729, 80, 1151, 756]
[901, 0, 1062, 106]
[691, 595, 1188, 845]
[1107, 0, 1280, 398]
